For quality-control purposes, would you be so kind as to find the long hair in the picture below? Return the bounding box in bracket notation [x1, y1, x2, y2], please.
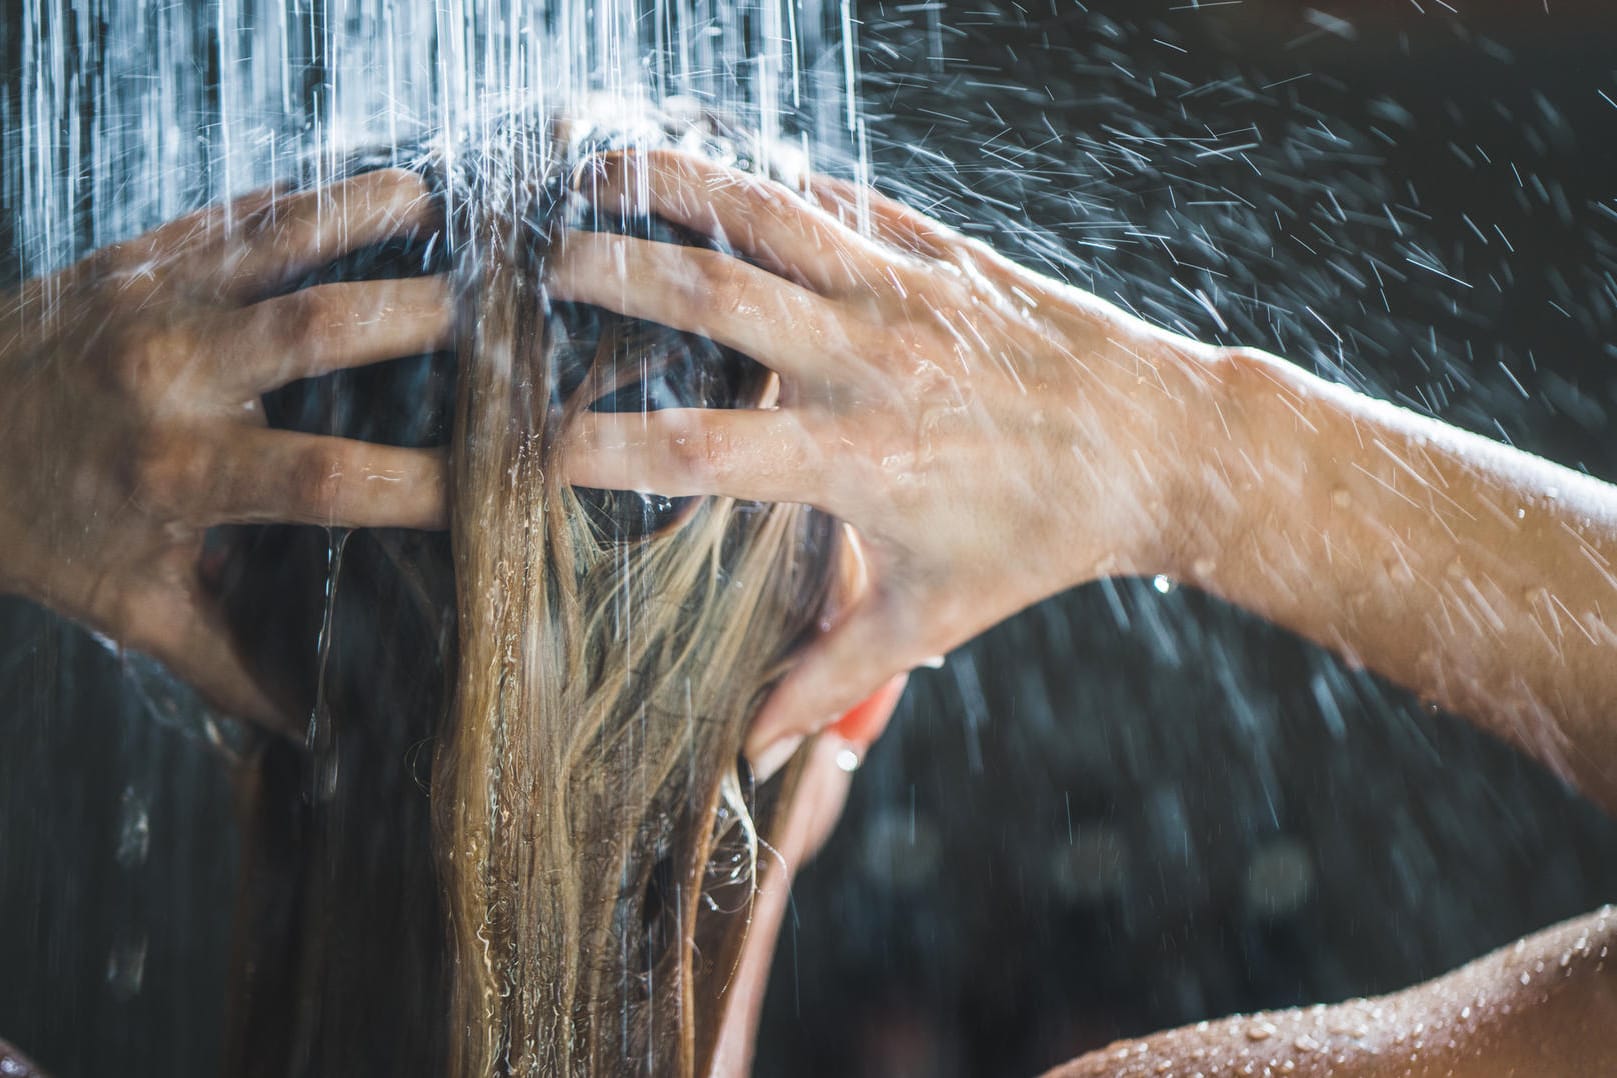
[222, 104, 839, 1077]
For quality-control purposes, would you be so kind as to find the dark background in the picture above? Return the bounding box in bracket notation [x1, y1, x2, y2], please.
[760, 3, 1617, 1075]
[4, 2, 1617, 1076]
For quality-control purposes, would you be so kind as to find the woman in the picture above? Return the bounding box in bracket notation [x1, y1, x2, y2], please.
[1, 105, 900, 1076]
[3, 107, 1615, 1075]
[221, 109, 920, 1077]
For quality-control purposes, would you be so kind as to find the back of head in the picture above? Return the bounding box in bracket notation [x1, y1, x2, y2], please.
[222, 101, 839, 1077]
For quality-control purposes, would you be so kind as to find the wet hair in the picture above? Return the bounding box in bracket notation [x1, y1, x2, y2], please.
[220, 103, 839, 1077]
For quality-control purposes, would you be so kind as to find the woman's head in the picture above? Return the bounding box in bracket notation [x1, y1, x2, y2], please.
[223, 101, 845, 1076]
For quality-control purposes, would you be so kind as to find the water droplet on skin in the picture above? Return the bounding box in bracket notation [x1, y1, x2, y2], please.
[1545, 486, 1560, 500]
[1246, 1022, 1277, 1042]
[1382, 557, 1414, 584]
[1519, 971, 1531, 986]
[1516, 507, 1527, 519]
[1152, 574, 1175, 594]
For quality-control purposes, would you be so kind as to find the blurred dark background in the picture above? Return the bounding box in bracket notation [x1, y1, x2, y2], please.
[759, 2, 1617, 1075]
[4, 2, 1617, 1076]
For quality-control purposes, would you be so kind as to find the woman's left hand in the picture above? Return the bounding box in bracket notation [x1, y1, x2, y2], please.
[554, 149, 1229, 764]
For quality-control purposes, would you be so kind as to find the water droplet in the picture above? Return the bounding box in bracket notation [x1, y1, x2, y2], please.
[1152, 574, 1175, 594]
[834, 747, 861, 772]
[115, 787, 150, 869]
[106, 936, 147, 999]
[1246, 1022, 1277, 1042]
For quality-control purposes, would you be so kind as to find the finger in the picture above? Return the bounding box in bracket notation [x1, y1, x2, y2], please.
[216, 275, 453, 396]
[89, 183, 294, 281]
[804, 174, 961, 262]
[129, 182, 294, 260]
[744, 591, 923, 765]
[199, 428, 448, 529]
[219, 168, 443, 299]
[547, 232, 859, 380]
[560, 407, 837, 507]
[584, 148, 894, 294]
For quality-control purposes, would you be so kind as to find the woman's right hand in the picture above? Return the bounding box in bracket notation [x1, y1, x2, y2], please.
[554, 149, 1230, 763]
[0, 169, 451, 734]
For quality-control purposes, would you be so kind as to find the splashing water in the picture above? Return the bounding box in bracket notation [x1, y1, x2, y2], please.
[6, 4, 1617, 1077]
[5, 0, 867, 279]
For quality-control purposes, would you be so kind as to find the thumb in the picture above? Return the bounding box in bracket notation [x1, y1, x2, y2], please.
[124, 579, 295, 738]
[744, 589, 919, 774]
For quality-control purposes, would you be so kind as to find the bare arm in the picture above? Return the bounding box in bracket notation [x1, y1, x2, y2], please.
[1046, 906, 1617, 1078]
[1178, 350, 1617, 813]
[556, 149, 1617, 808]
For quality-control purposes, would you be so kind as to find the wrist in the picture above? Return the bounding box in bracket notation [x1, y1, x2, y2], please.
[1155, 342, 1252, 584]
[1023, 278, 1245, 592]
[1066, 328, 1244, 589]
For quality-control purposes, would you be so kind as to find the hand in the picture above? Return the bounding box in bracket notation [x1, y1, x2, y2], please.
[554, 149, 1228, 761]
[0, 169, 451, 734]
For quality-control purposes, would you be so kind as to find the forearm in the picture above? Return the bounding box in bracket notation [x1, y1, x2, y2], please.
[1174, 347, 1617, 812]
[1046, 906, 1617, 1078]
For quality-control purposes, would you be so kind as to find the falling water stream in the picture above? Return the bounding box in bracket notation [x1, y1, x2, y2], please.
[5, 3, 1617, 1076]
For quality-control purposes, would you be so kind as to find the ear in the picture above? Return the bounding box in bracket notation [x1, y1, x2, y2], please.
[826, 673, 907, 751]
[819, 527, 905, 751]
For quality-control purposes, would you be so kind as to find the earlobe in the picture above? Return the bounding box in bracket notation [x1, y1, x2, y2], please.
[826, 673, 907, 749]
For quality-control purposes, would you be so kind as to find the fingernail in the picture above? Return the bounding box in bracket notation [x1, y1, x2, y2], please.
[749, 734, 805, 784]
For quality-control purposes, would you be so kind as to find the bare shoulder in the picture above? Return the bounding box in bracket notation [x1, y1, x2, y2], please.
[1043, 907, 1616, 1078]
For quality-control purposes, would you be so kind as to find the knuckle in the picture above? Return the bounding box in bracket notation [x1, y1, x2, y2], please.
[689, 250, 745, 315]
[668, 420, 720, 484]
[290, 447, 347, 519]
[128, 433, 209, 515]
[107, 325, 181, 398]
[277, 287, 335, 344]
